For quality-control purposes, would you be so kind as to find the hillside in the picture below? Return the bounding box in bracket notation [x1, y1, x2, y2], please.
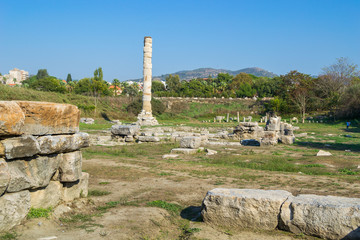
[126, 67, 278, 82]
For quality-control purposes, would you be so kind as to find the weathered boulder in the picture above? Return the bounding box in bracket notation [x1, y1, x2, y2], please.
[59, 151, 82, 182]
[7, 154, 61, 192]
[80, 118, 94, 124]
[171, 148, 198, 154]
[162, 154, 179, 159]
[111, 124, 140, 136]
[234, 122, 264, 140]
[137, 136, 160, 142]
[280, 135, 294, 145]
[0, 190, 30, 232]
[1, 135, 40, 159]
[62, 172, 89, 201]
[0, 101, 25, 136]
[260, 131, 278, 146]
[37, 132, 89, 155]
[316, 150, 332, 156]
[241, 139, 260, 146]
[280, 194, 360, 240]
[30, 181, 62, 208]
[201, 188, 292, 230]
[266, 116, 281, 131]
[16, 101, 80, 135]
[180, 136, 201, 149]
[0, 159, 10, 195]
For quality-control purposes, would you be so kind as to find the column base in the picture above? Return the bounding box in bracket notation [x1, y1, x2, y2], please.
[136, 110, 159, 126]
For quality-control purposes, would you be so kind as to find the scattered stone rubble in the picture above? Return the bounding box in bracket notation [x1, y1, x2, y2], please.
[0, 101, 89, 232]
[80, 118, 95, 124]
[202, 188, 360, 240]
[234, 115, 295, 146]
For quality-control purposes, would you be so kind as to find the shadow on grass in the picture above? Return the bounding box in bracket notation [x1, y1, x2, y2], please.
[295, 141, 360, 152]
[180, 206, 202, 222]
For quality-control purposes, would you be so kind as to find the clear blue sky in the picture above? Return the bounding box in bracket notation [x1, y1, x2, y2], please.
[1, 0, 359, 81]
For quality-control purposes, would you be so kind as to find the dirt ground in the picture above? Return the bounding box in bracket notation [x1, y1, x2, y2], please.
[9, 123, 360, 240]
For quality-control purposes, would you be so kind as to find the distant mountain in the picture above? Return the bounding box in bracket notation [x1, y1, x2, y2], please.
[125, 67, 278, 82]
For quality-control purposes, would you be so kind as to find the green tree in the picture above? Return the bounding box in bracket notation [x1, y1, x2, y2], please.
[282, 71, 314, 123]
[29, 76, 66, 93]
[112, 79, 120, 96]
[165, 74, 181, 92]
[316, 57, 360, 119]
[152, 80, 166, 93]
[36, 69, 49, 79]
[94, 67, 103, 81]
[66, 73, 72, 83]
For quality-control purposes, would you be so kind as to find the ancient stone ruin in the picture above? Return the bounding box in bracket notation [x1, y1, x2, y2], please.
[137, 36, 159, 126]
[234, 115, 295, 146]
[201, 188, 360, 240]
[0, 101, 89, 231]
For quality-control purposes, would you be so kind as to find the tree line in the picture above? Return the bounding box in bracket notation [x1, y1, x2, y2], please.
[7, 58, 360, 120]
[154, 58, 360, 121]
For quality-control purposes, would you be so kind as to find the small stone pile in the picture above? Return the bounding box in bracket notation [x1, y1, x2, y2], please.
[202, 188, 360, 240]
[234, 115, 295, 146]
[111, 124, 140, 142]
[171, 136, 201, 154]
[0, 101, 89, 232]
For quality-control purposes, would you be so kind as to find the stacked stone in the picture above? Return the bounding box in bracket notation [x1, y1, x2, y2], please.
[171, 136, 202, 154]
[111, 124, 140, 142]
[233, 122, 264, 140]
[0, 101, 89, 232]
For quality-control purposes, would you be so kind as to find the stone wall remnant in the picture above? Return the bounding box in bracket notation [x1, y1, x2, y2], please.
[0, 101, 89, 232]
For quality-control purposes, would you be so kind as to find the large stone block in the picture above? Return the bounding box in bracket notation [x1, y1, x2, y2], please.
[15, 101, 80, 135]
[279, 135, 294, 145]
[37, 132, 89, 155]
[280, 194, 360, 240]
[30, 181, 62, 208]
[0, 159, 10, 195]
[111, 125, 140, 136]
[59, 151, 82, 182]
[137, 136, 160, 142]
[266, 116, 281, 131]
[201, 188, 292, 230]
[1, 135, 40, 159]
[7, 154, 61, 192]
[62, 172, 89, 202]
[0, 101, 25, 136]
[0, 190, 30, 232]
[260, 131, 278, 146]
[180, 136, 201, 149]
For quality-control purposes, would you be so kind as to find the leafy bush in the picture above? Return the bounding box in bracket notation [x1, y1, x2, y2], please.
[27, 207, 52, 219]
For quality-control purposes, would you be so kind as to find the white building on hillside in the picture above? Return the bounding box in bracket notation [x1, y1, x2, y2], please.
[0, 68, 29, 85]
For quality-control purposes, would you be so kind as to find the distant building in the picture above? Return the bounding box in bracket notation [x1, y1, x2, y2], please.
[0, 68, 29, 85]
[109, 85, 123, 95]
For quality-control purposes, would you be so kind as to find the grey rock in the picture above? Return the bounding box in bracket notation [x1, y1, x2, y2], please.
[30, 181, 62, 208]
[59, 151, 82, 182]
[260, 131, 278, 146]
[206, 149, 217, 155]
[0, 159, 10, 195]
[62, 172, 89, 201]
[111, 125, 140, 136]
[162, 154, 179, 159]
[316, 150, 332, 156]
[37, 132, 89, 155]
[295, 133, 307, 138]
[280, 135, 294, 145]
[137, 136, 160, 142]
[7, 154, 61, 192]
[0, 190, 30, 232]
[52, 204, 72, 219]
[171, 148, 198, 154]
[201, 188, 292, 230]
[80, 118, 94, 124]
[280, 194, 360, 240]
[1, 135, 40, 159]
[180, 137, 201, 149]
[241, 139, 260, 146]
[265, 116, 281, 131]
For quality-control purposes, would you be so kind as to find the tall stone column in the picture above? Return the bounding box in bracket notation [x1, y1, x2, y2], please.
[137, 36, 158, 126]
